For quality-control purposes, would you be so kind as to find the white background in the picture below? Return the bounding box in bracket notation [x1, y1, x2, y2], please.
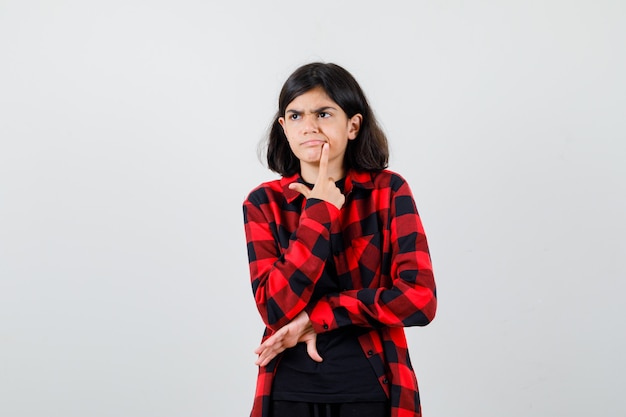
[1, 1, 625, 416]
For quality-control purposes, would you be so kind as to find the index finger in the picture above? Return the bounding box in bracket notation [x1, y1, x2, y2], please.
[316, 142, 330, 182]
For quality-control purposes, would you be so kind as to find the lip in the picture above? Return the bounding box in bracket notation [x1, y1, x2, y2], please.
[301, 139, 326, 146]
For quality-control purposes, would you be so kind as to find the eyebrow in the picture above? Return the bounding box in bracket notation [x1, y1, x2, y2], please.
[285, 106, 338, 114]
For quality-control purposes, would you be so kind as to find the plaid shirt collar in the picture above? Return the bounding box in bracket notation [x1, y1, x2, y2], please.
[280, 170, 377, 204]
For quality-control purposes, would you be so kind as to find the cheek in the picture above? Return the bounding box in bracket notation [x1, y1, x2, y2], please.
[286, 138, 300, 154]
[283, 124, 297, 140]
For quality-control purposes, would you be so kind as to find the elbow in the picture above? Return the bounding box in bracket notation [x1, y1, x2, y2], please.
[423, 303, 437, 326]
[397, 278, 437, 326]
[417, 276, 437, 326]
[403, 292, 437, 327]
[422, 294, 437, 325]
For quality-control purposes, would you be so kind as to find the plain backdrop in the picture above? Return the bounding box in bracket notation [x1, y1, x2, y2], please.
[1, 1, 625, 416]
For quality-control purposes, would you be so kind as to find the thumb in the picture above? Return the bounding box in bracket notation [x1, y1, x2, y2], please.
[289, 182, 311, 198]
[305, 339, 323, 363]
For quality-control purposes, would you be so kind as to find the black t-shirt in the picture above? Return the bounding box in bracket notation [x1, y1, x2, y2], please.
[271, 325, 387, 403]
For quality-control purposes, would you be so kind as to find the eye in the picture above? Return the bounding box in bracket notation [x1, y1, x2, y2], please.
[289, 113, 300, 120]
[318, 111, 330, 118]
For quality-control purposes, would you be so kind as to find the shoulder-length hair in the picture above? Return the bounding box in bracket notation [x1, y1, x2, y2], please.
[264, 62, 389, 176]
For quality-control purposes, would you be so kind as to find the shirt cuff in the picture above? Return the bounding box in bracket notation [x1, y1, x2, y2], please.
[307, 298, 336, 333]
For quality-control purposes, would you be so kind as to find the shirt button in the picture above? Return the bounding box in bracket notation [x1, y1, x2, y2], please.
[382, 378, 389, 384]
[323, 324, 329, 330]
[367, 350, 374, 356]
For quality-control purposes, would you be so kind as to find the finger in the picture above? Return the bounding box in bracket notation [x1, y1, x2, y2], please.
[256, 342, 285, 367]
[253, 344, 265, 355]
[254, 328, 288, 366]
[255, 351, 272, 367]
[254, 344, 276, 366]
[254, 328, 285, 355]
[316, 142, 330, 182]
[253, 337, 272, 355]
[305, 339, 323, 363]
[256, 352, 273, 367]
[253, 339, 269, 355]
[288, 182, 311, 198]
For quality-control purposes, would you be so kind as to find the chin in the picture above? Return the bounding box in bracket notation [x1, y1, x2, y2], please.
[300, 150, 322, 162]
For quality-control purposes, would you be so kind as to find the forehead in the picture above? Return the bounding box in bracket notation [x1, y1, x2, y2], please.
[286, 86, 338, 110]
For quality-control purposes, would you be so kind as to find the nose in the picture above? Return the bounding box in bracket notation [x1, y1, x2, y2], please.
[302, 113, 319, 134]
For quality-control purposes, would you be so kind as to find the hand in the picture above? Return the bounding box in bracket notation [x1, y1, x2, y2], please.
[254, 311, 323, 367]
[289, 143, 345, 210]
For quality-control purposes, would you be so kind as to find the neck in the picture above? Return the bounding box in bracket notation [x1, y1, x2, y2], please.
[300, 164, 346, 184]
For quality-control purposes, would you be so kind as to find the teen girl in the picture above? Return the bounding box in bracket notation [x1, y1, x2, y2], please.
[243, 62, 437, 417]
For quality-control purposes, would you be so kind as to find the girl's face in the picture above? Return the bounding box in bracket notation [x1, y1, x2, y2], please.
[279, 87, 361, 181]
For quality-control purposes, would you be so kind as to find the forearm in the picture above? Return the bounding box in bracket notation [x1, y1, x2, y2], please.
[245, 198, 339, 330]
[307, 179, 437, 333]
[307, 269, 437, 333]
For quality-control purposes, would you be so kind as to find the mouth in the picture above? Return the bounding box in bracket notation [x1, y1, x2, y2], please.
[301, 139, 326, 146]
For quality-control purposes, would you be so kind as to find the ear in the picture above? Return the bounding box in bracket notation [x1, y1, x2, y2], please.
[347, 113, 362, 140]
[278, 117, 286, 131]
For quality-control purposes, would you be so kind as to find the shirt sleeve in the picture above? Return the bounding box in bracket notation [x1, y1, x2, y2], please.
[243, 192, 340, 331]
[306, 178, 437, 333]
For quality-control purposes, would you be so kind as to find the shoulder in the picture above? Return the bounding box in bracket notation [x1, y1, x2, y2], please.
[244, 178, 284, 207]
[369, 169, 411, 192]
